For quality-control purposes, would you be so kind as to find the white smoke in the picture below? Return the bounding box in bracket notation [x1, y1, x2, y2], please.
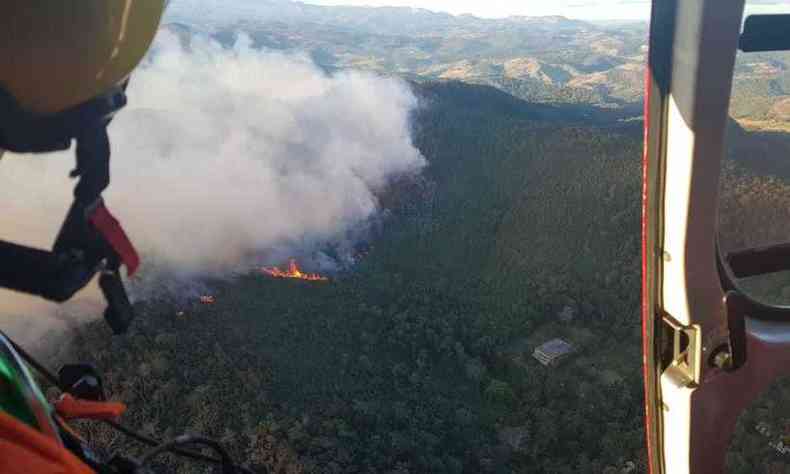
[0, 30, 425, 342]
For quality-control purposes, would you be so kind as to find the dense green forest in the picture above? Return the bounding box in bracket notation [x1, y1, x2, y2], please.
[52, 80, 790, 473]
[61, 81, 645, 474]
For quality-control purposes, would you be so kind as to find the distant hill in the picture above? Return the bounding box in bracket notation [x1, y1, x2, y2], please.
[729, 50, 790, 121]
[163, 1, 790, 119]
[163, 1, 649, 108]
[166, 0, 592, 36]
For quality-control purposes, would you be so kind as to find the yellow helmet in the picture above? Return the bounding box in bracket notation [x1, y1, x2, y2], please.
[0, 1, 166, 116]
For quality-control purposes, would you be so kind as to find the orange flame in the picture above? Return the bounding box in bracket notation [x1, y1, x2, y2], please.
[262, 259, 328, 281]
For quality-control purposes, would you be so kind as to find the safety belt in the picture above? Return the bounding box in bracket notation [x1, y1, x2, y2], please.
[0, 85, 138, 334]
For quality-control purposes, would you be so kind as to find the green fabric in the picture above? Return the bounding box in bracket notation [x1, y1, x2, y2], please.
[0, 352, 39, 429]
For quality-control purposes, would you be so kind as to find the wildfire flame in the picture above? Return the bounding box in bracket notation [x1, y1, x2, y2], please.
[262, 259, 329, 282]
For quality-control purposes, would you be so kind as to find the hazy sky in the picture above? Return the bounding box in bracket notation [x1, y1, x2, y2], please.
[301, 0, 790, 21]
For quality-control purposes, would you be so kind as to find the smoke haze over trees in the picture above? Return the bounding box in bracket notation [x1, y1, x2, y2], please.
[0, 30, 424, 339]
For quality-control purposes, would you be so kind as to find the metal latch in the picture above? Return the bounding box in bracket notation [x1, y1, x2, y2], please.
[710, 291, 747, 371]
[663, 315, 702, 385]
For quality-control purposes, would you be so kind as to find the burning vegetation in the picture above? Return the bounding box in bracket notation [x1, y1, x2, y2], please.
[262, 259, 329, 281]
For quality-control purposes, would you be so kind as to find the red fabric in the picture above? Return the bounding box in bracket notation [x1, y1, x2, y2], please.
[0, 412, 95, 474]
[88, 204, 140, 276]
[54, 394, 126, 421]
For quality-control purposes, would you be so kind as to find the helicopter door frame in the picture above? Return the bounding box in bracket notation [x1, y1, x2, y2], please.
[644, 1, 790, 473]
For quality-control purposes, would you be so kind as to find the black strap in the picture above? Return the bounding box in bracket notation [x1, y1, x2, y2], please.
[0, 197, 113, 304]
[0, 88, 119, 304]
[72, 124, 111, 205]
[0, 240, 93, 302]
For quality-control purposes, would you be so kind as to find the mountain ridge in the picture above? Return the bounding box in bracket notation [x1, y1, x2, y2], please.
[164, 1, 790, 118]
[166, 0, 595, 32]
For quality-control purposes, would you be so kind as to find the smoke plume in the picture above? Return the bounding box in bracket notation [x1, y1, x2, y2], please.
[0, 30, 425, 342]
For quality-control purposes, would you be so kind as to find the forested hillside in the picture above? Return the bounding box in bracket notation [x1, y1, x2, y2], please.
[53, 71, 790, 474]
[63, 81, 646, 474]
